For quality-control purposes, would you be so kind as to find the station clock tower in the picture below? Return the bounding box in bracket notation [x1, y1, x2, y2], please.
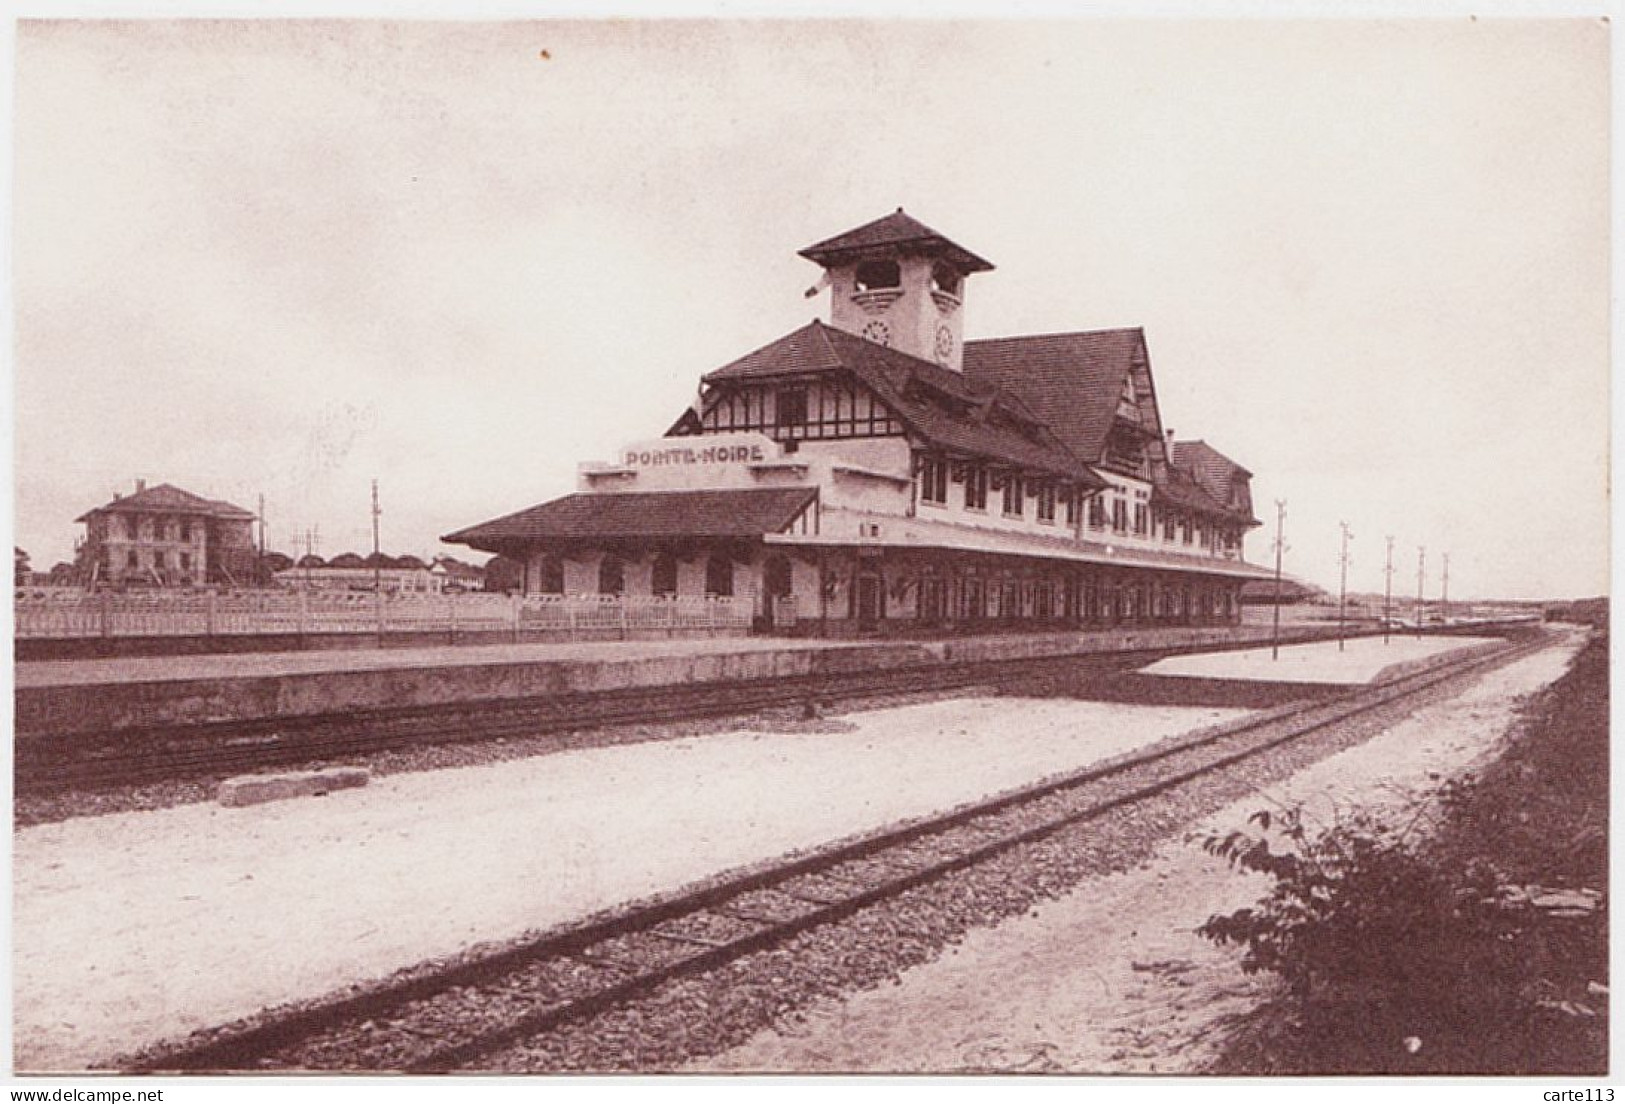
[798, 209, 994, 373]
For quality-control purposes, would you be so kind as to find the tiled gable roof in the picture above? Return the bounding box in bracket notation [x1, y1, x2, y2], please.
[701, 321, 1100, 485]
[76, 483, 256, 523]
[798, 209, 995, 273]
[1169, 440, 1258, 524]
[961, 328, 1146, 467]
[444, 487, 820, 553]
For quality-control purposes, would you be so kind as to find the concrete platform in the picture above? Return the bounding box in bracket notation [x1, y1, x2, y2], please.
[1139, 635, 1500, 684]
[14, 623, 1389, 740]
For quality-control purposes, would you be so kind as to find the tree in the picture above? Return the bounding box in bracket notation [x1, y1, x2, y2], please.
[485, 555, 523, 593]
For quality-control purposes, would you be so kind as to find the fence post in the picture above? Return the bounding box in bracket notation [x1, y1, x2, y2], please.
[511, 592, 522, 643]
[375, 589, 385, 647]
[298, 588, 308, 640]
[449, 594, 458, 645]
[100, 590, 111, 638]
[206, 590, 217, 637]
[567, 599, 578, 641]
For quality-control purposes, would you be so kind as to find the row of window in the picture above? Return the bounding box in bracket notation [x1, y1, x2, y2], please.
[104, 515, 200, 543]
[917, 457, 1242, 551]
[105, 548, 193, 572]
[917, 458, 1071, 523]
[530, 553, 738, 598]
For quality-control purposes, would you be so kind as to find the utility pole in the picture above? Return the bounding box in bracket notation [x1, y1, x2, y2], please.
[1337, 522, 1353, 651]
[1415, 546, 1426, 637]
[1383, 536, 1395, 644]
[1441, 552, 1450, 625]
[371, 478, 382, 594]
[1271, 499, 1287, 661]
[257, 494, 266, 586]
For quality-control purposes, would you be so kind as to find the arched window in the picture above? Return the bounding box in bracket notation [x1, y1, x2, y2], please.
[535, 555, 564, 595]
[598, 554, 625, 596]
[705, 554, 733, 597]
[652, 553, 679, 597]
[854, 260, 901, 292]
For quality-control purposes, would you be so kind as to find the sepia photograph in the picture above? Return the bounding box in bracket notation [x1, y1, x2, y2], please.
[9, 6, 1612, 1090]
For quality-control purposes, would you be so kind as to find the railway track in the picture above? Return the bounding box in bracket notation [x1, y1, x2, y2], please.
[122, 627, 1545, 1073]
[18, 629, 1359, 795]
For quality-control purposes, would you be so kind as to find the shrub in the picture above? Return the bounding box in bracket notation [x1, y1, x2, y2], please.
[1198, 803, 1606, 1073]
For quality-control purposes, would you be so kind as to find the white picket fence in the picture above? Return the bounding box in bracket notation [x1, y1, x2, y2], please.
[13, 588, 754, 641]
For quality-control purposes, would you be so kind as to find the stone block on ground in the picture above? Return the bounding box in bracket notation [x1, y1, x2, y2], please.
[217, 766, 371, 808]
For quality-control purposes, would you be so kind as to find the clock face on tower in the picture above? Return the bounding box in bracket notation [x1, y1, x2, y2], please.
[861, 320, 891, 347]
[934, 325, 955, 364]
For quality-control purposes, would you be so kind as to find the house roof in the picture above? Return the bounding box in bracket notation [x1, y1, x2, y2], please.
[76, 483, 257, 523]
[702, 321, 1101, 485]
[443, 487, 820, 553]
[961, 328, 1146, 466]
[798, 209, 995, 273]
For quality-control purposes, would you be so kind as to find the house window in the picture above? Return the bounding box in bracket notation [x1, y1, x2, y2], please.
[652, 553, 679, 597]
[180, 553, 191, 571]
[1002, 475, 1024, 518]
[1133, 504, 1148, 536]
[153, 551, 165, 570]
[598, 554, 625, 596]
[964, 465, 988, 511]
[775, 387, 808, 428]
[1065, 487, 1078, 526]
[1163, 511, 1176, 541]
[1088, 496, 1106, 529]
[125, 516, 139, 540]
[1036, 483, 1057, 523]
[1111, 499, 1128, 533]
[180, 521, 191, 542]
[705, 555, 734, 597]
[1181, 518, 1194, 545]
[127, 550, 139, 569]
[918, 455, 948, 506]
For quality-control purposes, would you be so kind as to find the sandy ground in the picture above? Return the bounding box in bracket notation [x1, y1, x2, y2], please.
[700, 628, 1584, 1073]
[13, 696, 1247, 1072]
[1140, 634, 1496, 684]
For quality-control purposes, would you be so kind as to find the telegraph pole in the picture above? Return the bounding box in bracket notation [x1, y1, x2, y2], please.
[257, 494, 266, 586]
[1441, 552, 1450, 625]
[1271, 499, 1287, 661]
[1337, 522, 1353, 651]
[1415, 546, 1426, 637]
[1383, 536, 1395, 644]
[371, 479, 383, 593]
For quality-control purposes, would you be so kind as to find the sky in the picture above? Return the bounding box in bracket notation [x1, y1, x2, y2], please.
[12, 14, 1611, 601]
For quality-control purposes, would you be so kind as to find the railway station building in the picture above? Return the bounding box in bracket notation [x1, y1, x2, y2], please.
[446, 210, 1272, 635]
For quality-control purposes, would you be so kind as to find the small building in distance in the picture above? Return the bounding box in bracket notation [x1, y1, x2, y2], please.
[273, 553, 441, 594]
[430, 555, 486, 592]
[75, 480, 258, 588]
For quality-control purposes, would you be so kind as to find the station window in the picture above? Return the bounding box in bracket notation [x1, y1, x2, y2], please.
[775, 388, 808, 428]
[536, 556, 565, 594]
[127, 550, 139, 569]
[854, 260, 901, 292]
[964, 465, 989, 511]
[1088, 496, 1106, 529]
[1036, 483, 1056, 523]
[705, 555, 734, 597]
[125, 516, 139, 540]
[918, 455, 948, 506]
[1111, 499, 1128, 533]
[1064, 487, 1078, 526]
[1002, 475, 1024, 518]
[180, 553, 191, 571]
[598, 554, 625, 596]
[1133, 504, 1148, 536]
[180, 521, 191, 542]
[652, 553, 678, 597]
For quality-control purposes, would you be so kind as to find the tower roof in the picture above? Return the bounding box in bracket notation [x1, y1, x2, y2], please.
[797, 209, 995, 273]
